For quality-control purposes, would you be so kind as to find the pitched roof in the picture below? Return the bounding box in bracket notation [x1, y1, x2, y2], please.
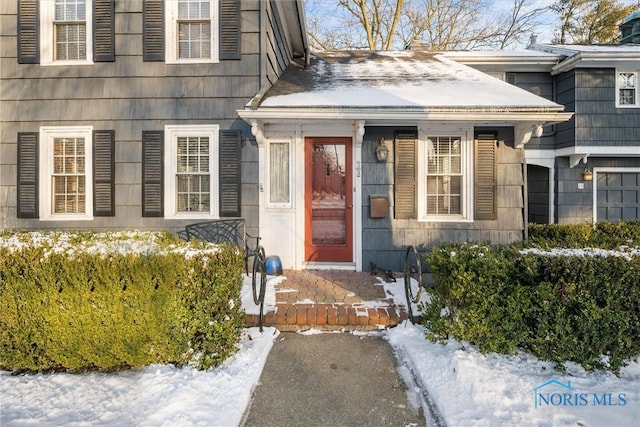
[257, 50, 564, 111]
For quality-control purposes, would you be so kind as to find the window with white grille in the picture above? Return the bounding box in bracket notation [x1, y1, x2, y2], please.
[39, 126, 93, 220]
[165, 125, 220, 219]
[426, 136, 463, 216]
[176, 136, 211, 212]
[54, 0, 87, 60]
[417, 127, 472, 221]
[166, 0, 218, 63]
[40, 0, 93, 65]
[617, 71, 637, 107]
[52, 137, 86, 213]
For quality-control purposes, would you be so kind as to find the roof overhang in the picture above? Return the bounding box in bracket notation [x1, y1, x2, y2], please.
[238, 107, 571, 122]
[441, 51, 561, 73]
[529, 44, 640, 75]
[238, 107, 573, 148]
[279, 0, 309, 59]
[551, 52, 640, 74]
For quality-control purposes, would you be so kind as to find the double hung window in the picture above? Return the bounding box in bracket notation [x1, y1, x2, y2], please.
[40, 0, 93, 65]
[39, 126, 93, 220]
[617, 71, 637, 107]
[164, 125, 219, 219]
[166, 0, 217, 63]
[416, 129, 473, 221]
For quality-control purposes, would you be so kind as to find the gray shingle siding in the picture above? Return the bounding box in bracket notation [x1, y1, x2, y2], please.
[361, 126, 524, 272]
[0, 0, 293, 233]
[573, 69, 639, 147]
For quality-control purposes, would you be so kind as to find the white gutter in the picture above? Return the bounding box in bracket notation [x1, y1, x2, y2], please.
[237, 108, 573, 123]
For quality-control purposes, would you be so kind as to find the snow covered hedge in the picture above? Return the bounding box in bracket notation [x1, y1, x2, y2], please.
[424, 239, 640, 373]
[0, 231, 245, 373]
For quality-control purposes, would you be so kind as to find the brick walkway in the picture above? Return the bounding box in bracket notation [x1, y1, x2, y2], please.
[244, 269, 413, 331]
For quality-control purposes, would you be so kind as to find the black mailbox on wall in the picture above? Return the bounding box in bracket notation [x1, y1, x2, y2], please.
[369, 195, 389, 218]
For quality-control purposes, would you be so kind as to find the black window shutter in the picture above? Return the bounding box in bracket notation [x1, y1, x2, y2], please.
[143, 0, 165, 61]
[219, 0, 241, 60]
[93, 130, 115, 216]
[17, 0, 39, 64]
[142, 131, 164, 217]
[475, 132, 498, 220]
[219, 129, 241, 217]
[93, 0, 115, 62]
[17, 132, 39, 218]
[394, 131, 417, 219]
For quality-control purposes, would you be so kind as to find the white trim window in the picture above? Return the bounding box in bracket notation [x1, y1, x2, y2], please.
[40, 0, 93, 65]
[166, 0, 218, 63]
[617, 71, 638, 107]
[417, 130, 472, 221]
[267, 140, 292, 208]
[39, 126, 93, 220]
[165, 125, 219, 219]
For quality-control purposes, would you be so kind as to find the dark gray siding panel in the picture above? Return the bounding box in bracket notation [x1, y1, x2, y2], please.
[93, 0, 115, 62]
[142, 0, 164, 61]
[17, 0, 39, 64]
[17, 132, 38, 218]
[142, 131, 163, 217]
[93, 130, 115, 216]
[554, 70, 577, 149]
[510, 72, 557, 150]
[574, 69, 640, 148]
[1, 1, 279, 234]
[264, 1, 293, 86]
[527, 164, 550, 224]
[597, 171, 640, 221]
[219, 129, 241, 217]
[219, 0, 241, 60]
[555, 157, 640, 224]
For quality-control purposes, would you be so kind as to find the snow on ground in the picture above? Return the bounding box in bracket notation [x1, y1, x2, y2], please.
[2, 272, 639, 426]
[388, 323, 640, 427]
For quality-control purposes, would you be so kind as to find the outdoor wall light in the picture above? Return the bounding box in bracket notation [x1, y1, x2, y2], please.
[375, 138, 389, 162]
[582, 167, 593, 181]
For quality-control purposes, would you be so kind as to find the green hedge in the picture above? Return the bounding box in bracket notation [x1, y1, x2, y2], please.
[528, 220, 640, 249]
[424, 241, 640, 373]
[0, 231, 245, 373]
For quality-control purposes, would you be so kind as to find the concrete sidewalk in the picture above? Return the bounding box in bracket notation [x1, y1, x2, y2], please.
[242, 332, 426, 427]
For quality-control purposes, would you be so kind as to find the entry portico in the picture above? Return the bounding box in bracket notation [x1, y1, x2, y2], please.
[239, 50, 572, 271]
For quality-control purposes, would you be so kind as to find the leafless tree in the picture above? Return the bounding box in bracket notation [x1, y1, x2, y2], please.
[305, 0, 550, 51]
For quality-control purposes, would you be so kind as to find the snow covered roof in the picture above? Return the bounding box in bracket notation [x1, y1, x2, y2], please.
[256, 50, 564, 111]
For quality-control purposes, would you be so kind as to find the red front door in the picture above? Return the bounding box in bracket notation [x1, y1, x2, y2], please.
[304, 137, 353, 262]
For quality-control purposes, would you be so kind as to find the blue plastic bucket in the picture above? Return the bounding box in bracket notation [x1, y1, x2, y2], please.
[265, 255, 283, 276]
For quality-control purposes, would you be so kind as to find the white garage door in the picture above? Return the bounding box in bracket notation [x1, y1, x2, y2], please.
[596, 171, 640, 221]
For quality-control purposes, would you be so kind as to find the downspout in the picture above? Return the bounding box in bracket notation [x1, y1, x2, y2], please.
[522, 147, 529, 241]
[294, 0, 311, 68]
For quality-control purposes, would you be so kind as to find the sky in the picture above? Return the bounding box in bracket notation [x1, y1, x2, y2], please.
[304, 0, 640, 50]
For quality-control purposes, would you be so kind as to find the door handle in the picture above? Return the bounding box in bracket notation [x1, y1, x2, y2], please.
[347, 204, 353, 209]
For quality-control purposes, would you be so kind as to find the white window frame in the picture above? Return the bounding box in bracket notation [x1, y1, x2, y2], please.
[40, 0, 94, 66]
[266, 139, 293, 209]
[417, 127, 473, 222]
[164, 124, 219, 219]
[165, 0, 219, 64]
[39, 126, 94, 220]
[616, 70, 639, 108]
